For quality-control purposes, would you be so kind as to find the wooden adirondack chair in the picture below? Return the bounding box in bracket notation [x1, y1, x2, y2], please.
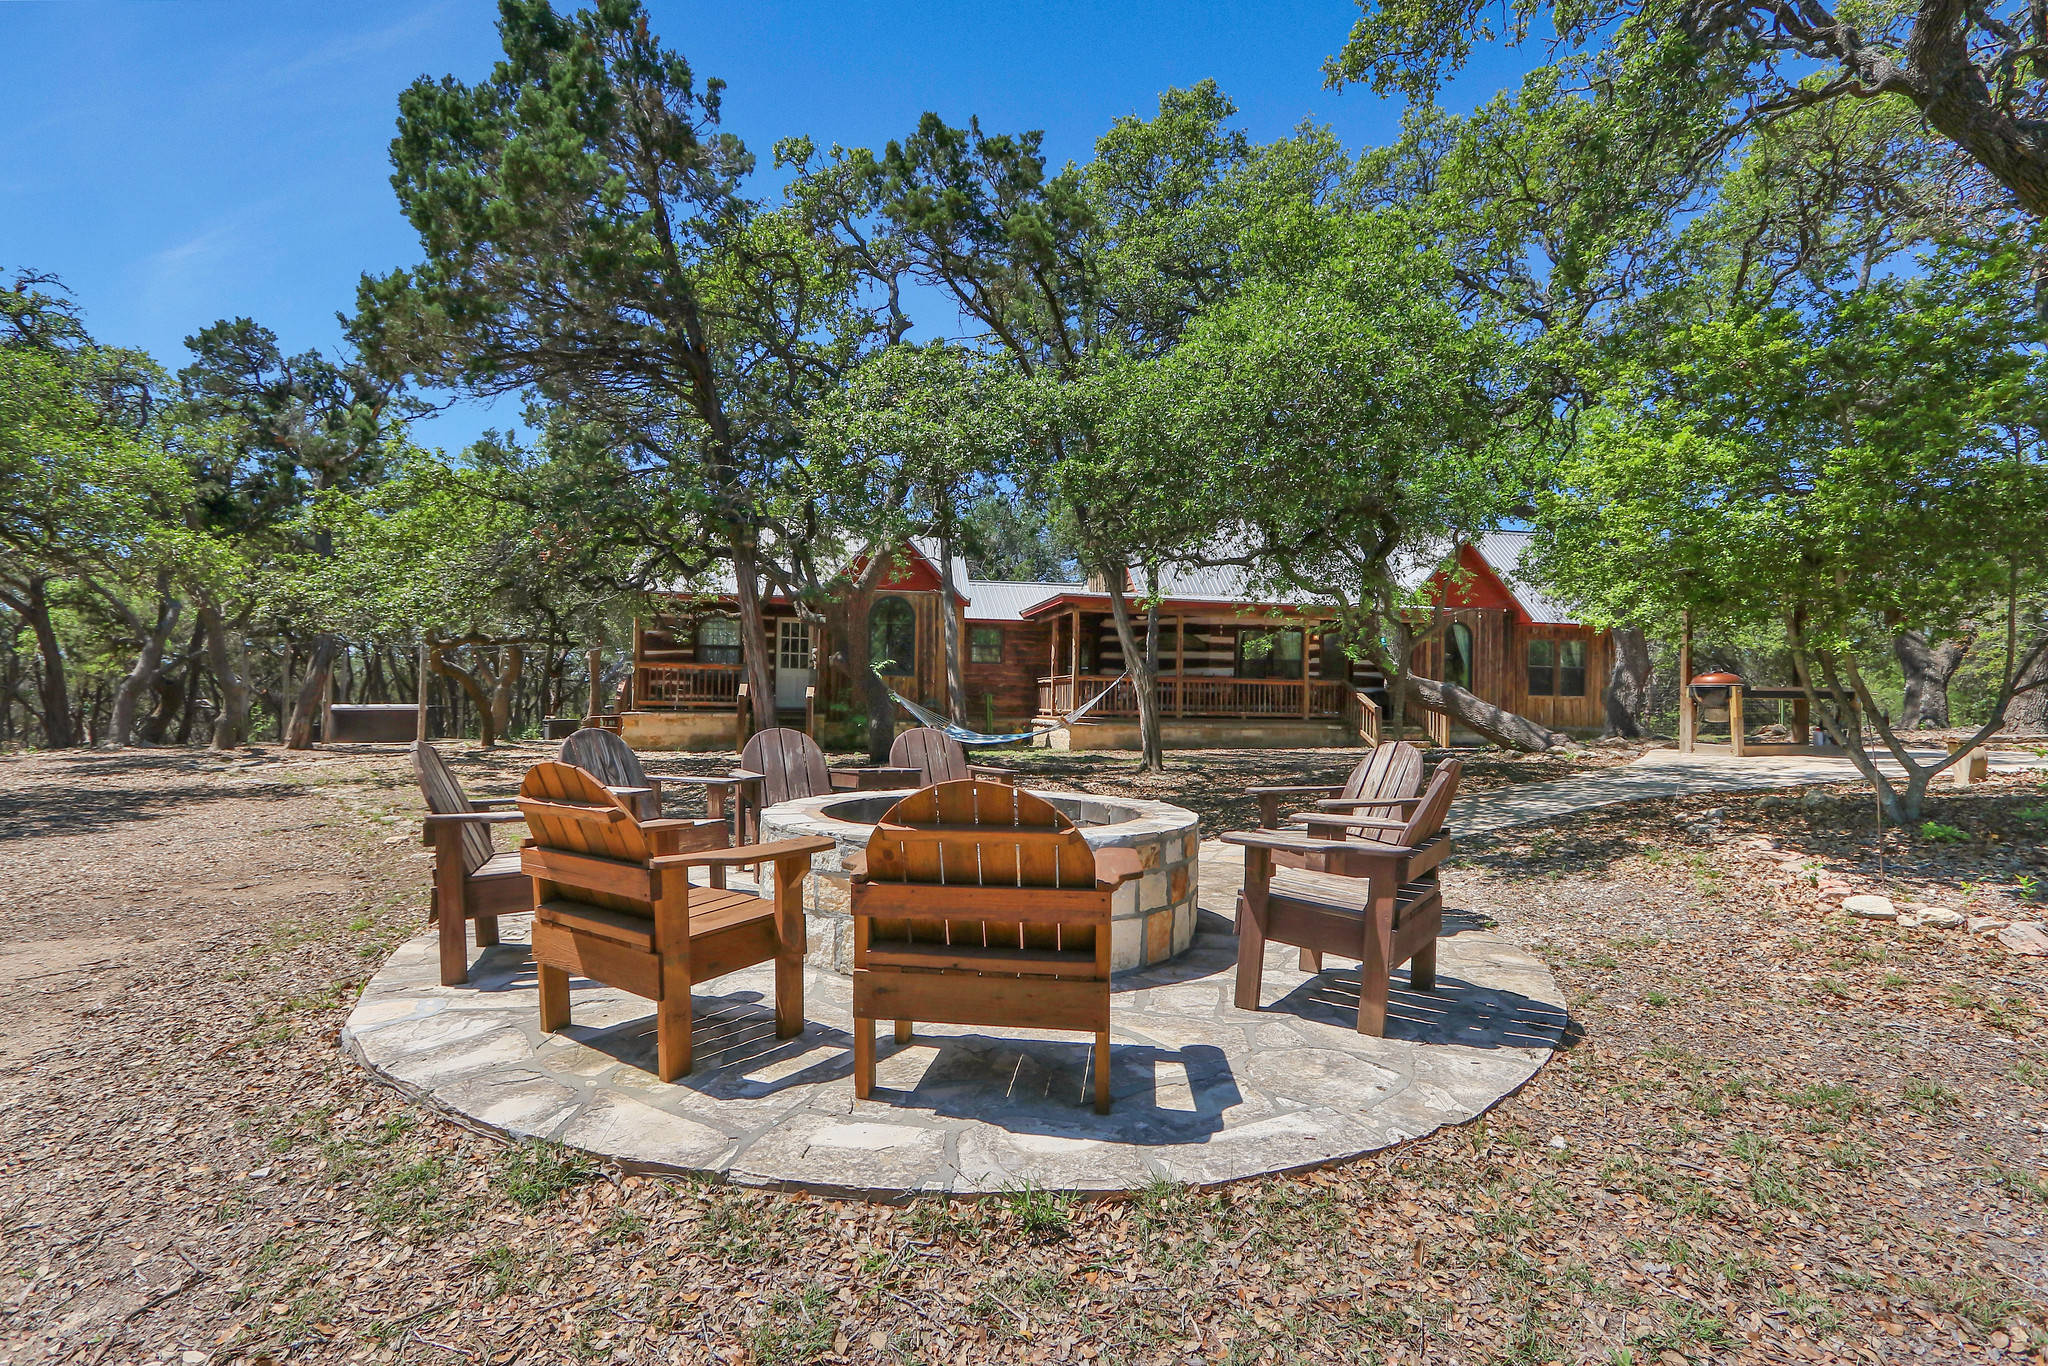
[1247, 741, 1424, 833]
[517, 761, 834, 1081]
[414, 741, 527, 987]
[1222, 758, 1462, 1037]
[887, 726, 1017, 787]
[558, 727, 664, 819]
[728, 727, 920, 842]
[847, 780, 1143, 1113]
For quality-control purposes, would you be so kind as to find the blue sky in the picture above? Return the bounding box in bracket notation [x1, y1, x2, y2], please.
[3, 1, 1540, 453]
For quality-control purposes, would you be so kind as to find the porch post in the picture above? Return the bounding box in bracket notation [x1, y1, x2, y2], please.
[586, 645, 603, 726]
[1174, 614, 1185, 718]
[1070, 607, 1082, 697]
[416, 640, 432, 743]
[1677, 610, 1695, 754]
[1300, 622, 1313, 720]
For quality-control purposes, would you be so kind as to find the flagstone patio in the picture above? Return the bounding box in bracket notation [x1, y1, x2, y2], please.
[342, 847, 1565, 1197]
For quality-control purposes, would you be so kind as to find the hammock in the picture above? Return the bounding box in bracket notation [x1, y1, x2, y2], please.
[880, 671, 1130, 747]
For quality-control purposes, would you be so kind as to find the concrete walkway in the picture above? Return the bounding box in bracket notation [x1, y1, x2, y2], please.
[1448, 745, 2048, 836]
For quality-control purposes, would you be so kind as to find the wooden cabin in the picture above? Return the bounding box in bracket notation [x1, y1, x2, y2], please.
[619, 531, 1610, 751]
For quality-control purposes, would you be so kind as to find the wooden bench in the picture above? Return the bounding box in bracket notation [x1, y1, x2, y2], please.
[517, 761, 833, 1081]
[1224, 758, 1462, 1036]
[848, 780, 1142, 1113]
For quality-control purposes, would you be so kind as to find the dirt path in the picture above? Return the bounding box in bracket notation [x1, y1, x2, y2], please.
[1, 745, 2043, 1364]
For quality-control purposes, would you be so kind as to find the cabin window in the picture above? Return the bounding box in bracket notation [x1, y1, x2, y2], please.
[870, 596, 916, 675]
[1527, 637, 1588, 696]
[696, 618, 741, 666]
[1558, 638, 1587, 696]
[969, 625, 1004, 665]
[1237, 628, 1305, 680]
[1444, 622, 1474, 690]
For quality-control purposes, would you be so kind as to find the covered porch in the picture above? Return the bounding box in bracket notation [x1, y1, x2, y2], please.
[1025, 596, 1382, 745]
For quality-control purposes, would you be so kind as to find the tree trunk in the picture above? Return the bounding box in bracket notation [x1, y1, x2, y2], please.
[1102, 566, 1164, 772]
[1603, 626, 1653, 738]
[107, 585, 182, 747]
[1893, 630, 1967, 729]
[1403, 675, 1569, 751]
[732, 541, 777, 732]
[489, 645, 524, 741]
[285, 634, 340, 749]
[937, 498, 968, 723]
[0, 576, 76, 748]
[2010, 640, 2048, 733]
[433, 646, 501, 747]
[199, 602, 252, 750]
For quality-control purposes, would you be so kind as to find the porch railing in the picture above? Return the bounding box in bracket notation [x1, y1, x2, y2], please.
[634, 662, 743, 709]
[1038, 674, 1348, 720]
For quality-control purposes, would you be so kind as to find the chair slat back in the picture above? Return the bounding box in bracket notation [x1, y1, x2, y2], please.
[518, 761, 653, 916]
[1340, 741, 1424, 847]
[413, 741, 494, 876]
[559, 727, 649, 791]
[1342, 741, 1424, 802]
[862, 780, 1098, 956]
[740, 727, 832, 806]
[888, 726, 969, 786]
[1397, 758, 1463, 848]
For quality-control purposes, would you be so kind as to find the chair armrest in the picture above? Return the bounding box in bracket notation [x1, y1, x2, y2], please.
[968, 763, 1017, 782]
[832, 766, 924, 791]
[1245, 784, 1345, 798]
[420, 810, 524, 847]
[640, 818, 726, 834]
[649, 836, 837, 869]
[1220, 828, 1422, 859]
[1310, 796, 1423, 811]
[1290, 812, 1409, 831]
[604, 784, 653, 801]
[471, 797, 521, 811]
[655, 772, 763, 789]
[1093, 846, 1146, 885]
[844, 850, 867, 879]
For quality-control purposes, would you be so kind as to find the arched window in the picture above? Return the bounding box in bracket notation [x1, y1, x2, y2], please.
[870, 596, 916, 675]
[1444, 622, 1474, 690]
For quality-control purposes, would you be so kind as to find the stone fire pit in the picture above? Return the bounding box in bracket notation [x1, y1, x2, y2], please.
[757, 788, 1201, 976]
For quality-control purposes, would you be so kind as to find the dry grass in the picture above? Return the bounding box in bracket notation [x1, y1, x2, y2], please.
[0, 745, 2042, 1364]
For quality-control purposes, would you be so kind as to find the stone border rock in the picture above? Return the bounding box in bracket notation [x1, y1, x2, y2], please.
[342, 881, 1566, 1199]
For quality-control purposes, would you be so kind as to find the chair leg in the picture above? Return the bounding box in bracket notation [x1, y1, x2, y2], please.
[474, 915, 500, 948]
[1233, 893, 1266, 1012]
[1410, 940, 1438, 992]
[853, 1015, 875, 1100]
[657, 990, 693, 1081]
[1358, 894, 1395, 1037]
[438, 901, 470, 987]
[774, 947, 803, 1040]
[1298, 948, 1323, 974]
[1093, 1031, 1111, 1114]
[894, 1019, 912, 1044]
[537, 964, 570, 1032]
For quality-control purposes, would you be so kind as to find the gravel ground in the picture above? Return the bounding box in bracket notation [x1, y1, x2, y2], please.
[1, 743, 2043, 1365]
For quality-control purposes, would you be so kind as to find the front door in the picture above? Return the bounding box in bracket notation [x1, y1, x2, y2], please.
[775, 619, 813, 711]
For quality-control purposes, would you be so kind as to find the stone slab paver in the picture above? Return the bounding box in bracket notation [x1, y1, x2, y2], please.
[343, 866, 1565, 1197]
